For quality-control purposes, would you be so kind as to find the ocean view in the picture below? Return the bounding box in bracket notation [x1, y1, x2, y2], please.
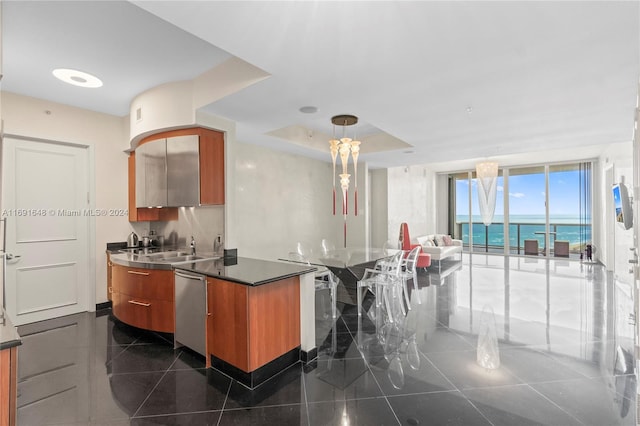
[456, 214, 591, 249]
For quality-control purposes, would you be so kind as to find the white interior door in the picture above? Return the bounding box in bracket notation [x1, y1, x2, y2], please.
[2, 137, 90, 325]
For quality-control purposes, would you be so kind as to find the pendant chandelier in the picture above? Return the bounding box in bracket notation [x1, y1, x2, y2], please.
[476, 161, 499, 226]
[329, 114, 361, 217]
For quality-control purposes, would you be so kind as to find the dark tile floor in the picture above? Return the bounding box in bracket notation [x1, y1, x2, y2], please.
[14, 254, 636, 425]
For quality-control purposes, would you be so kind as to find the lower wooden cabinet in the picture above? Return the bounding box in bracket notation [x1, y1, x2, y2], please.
[111, 264, 174, 333]
[0, 346, 18, 426]
[113, 293, 174, 333]
[206, 276, 300, 373]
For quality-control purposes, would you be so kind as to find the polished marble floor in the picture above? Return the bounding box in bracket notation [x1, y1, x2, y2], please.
[14, 254, 637, 425]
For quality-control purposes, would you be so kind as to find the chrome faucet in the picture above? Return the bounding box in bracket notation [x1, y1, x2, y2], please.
[190, 236, 196, 255]
[214, 235, 222, 254]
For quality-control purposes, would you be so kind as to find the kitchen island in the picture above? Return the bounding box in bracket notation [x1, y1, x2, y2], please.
[175, 257, 316, 388]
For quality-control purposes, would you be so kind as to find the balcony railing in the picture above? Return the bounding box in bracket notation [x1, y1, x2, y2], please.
[455, 222, 591, 256]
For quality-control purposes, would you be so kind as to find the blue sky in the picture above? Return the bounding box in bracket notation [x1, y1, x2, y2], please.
[457, 170, 583, 217]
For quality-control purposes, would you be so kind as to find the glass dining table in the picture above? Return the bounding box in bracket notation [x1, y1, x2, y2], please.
[318, 247, 401, 305]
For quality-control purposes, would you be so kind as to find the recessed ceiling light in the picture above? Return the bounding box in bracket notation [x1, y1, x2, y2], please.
[52, 68, 103, 88]
[299, 106, 318, 114]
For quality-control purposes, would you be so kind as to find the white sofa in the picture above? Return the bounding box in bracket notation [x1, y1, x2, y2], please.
[414, 234, 463, 262]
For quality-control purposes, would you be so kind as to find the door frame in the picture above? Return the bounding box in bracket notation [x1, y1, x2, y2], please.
[2, 133, 96, 315]
[632, 93, 640, 359]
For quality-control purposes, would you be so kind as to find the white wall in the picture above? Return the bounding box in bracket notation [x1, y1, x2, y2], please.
[2, 91, 130, 305]
[370, 169, 388, 247]
[596, 142, 634, 276]
[596, 142, 633, 268]
[386, 165, 438, 243]
[232, 141, 346, 260]
[129, 80, 195, 144]
[435, 173, 450, 234]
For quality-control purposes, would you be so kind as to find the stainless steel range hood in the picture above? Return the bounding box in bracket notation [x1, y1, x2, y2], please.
[135, 135, 200, 208]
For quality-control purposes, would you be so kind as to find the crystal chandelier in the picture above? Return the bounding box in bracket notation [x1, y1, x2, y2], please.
[476, 161, 499, 226]
[329, 115, 361, 216]
[476, 161, 498, 180]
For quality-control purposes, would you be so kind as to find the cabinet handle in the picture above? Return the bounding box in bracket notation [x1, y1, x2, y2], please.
[108, 287, 113, 294]
[108, 262, 113, 267]
[128, 300, 151, 307]
[207, 312, 212, 316]
[127, 270, 150, 276]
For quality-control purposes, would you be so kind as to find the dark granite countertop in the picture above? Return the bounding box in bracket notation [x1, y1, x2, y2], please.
[106, 241, 129, 252]
[0, 308, 21, 350]
[174, 257, 316, 286]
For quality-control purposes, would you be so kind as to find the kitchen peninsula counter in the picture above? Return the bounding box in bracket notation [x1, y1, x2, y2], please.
[0, 310, 20, 425]
[173, 256, 316, 285]
[107, 249, 318, 388]
[0, 311, 21, 351]
[176, 257, 317, 388]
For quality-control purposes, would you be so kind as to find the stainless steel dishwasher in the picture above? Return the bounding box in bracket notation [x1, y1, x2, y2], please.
[174, 270, 206, 357]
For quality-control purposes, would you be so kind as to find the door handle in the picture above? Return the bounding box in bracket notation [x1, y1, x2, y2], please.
[5, 254, 21, 265]
[174, 270, 205, 281]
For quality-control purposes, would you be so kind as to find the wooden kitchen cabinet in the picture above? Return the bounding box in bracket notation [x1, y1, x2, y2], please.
[207, 278, 248, 370]
[111, 264, 174, 333]
[0, 346, 18, 426]
[197, 128, 225, 205]
[206, 276, 300, 373]
[128, 127, 225, 222]
[113, 293, 174, 333]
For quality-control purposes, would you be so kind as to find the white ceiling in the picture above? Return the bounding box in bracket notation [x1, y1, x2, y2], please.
[3, 1, 639, 170]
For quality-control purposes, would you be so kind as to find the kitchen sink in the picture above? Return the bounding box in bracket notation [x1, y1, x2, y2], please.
[157, 255, 207, 263]
[111, 249, 219, 269]
[119, 249, 194, 257]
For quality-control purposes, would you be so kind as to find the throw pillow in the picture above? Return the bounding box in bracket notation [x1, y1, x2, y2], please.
[416, 236, 430, 246]
[422, 240, 434, 247]
[443, 235, 453, 246]
[434, 234, 446, 247]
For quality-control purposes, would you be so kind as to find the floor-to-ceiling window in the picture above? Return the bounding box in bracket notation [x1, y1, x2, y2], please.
[450, 161, 592, 257]
[452, 171, 506, 252]
[548, 163, 592, 255]
[508, 166, 547, 255]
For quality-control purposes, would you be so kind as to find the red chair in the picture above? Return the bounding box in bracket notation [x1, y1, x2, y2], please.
[399, 223, 431, 269]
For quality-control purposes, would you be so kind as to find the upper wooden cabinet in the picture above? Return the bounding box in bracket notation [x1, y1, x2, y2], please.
[128, 127, 224, 222]
[198, 128, 225, 205]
